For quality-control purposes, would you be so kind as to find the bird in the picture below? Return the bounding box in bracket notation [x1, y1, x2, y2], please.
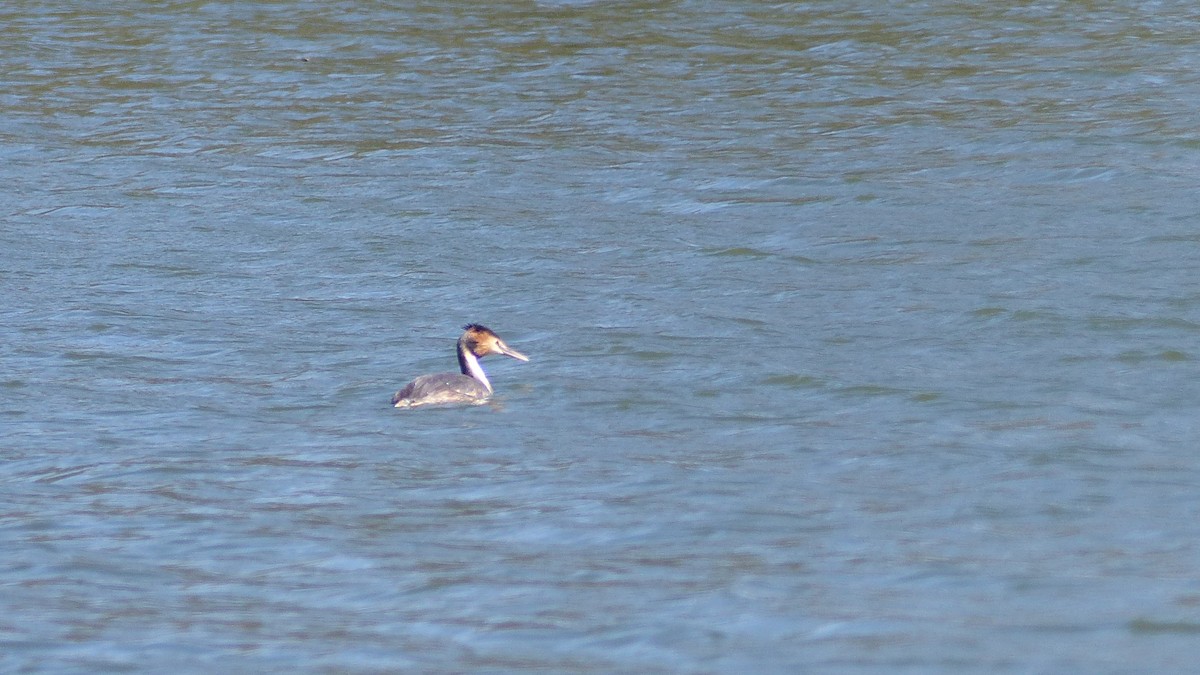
[391, 324, 529, 408]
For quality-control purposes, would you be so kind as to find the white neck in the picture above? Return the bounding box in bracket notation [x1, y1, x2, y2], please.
[460, 349, 493, 392]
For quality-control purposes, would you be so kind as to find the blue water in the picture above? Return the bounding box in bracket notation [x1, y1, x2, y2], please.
[4, 2, 1200, 672]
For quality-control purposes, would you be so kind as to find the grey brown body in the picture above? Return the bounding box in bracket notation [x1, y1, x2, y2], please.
[391, 372, 491, 407]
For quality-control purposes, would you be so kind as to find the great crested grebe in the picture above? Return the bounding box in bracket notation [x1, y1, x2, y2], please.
[391, 324, 529, 408]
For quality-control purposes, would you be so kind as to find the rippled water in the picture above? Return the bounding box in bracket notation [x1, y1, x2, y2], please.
[5, 1, 1200, 671]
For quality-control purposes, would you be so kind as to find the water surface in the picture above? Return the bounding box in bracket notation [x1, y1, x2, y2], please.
[4, 1, 1200, 672]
